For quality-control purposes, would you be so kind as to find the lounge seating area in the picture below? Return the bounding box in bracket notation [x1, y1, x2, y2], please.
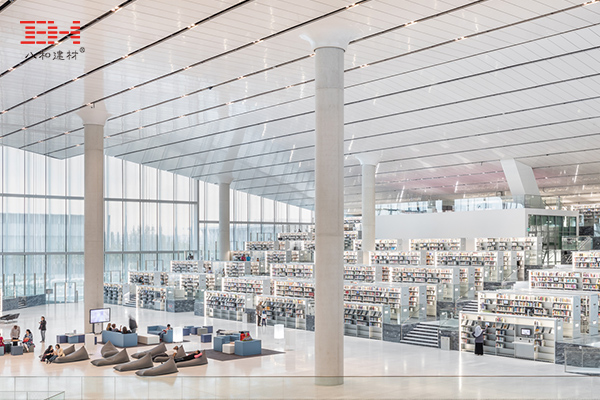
[146, 326, 173, 343]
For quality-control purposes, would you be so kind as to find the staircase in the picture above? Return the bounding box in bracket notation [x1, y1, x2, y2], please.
[460, 300, 479, 313]
[400, 323, 439, 348]
[123, 293, 137, 308]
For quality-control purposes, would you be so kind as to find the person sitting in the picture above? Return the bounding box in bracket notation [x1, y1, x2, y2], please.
[22, 329, 34, 352]
[10, 325, 20, 345]
[106, 323, 113, 332]
[158, 324, 172, 341]
[47, 344, 64, 364]
[121, 326, 130, 334]
[174, 350, 202, 363]
[41, 345, 54, 362]
[111, 323, 119, 332]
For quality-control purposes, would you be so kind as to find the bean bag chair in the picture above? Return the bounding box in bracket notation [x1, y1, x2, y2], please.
[131, 343, 166, 359]
[176, 351, 208, 368]
[63, 345, 75, 356]
[153, 346, 185, 363]
[135, 357, 178, 376]
[113, 353, 153, 372]
[54, 346, 89, 363]
[100, 341, 119, 358]
[91, 349, 129, 366]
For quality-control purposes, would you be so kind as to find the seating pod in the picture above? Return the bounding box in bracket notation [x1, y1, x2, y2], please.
[114, 353, 153, 372]
[146, 326, 174, 343]
[100, 341, 119, 358]
[131, 343, 167, 359]
[135, 357, 178, 376]
[62, 345, 75, 356]
[91, 349, 129, 366]
[175, 351, 208, 368]
[54, 346, 90, 363]
[101, 330, 138, 348]
[153, 346, 185, 363]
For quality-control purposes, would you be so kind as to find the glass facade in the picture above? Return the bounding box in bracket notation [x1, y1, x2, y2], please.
[0, 145, 314, 301]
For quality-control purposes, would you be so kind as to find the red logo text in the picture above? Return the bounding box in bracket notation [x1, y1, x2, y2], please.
[20, 21, 80, 45]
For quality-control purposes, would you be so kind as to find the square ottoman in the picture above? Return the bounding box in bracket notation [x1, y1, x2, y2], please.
[138, 334, 160, 345]
[56, 335, 68, 344]
[184, 326, 195, 335]
[182, 327, 191, 336]
[222, 343, 235, 355]
[234, 340, 261, 356]
[197, 327, 208, 335]
[201, 334, 212, 343]
[203, 326, 213, 334]
[11, 345, 23, 356]
[68, 335, 79, 344]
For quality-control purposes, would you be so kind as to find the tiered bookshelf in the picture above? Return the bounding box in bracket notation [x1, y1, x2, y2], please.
[222, 277, 271, 296]
[245, 241, 275, 251]
[344, 231, 359, 250]
[271, 279, 315, 299]
[230, 251, 252, 262]
[343, 283, 412, 323]
[103, 283, 123, 305]
[271, 263, 314, 279]
[344, 251, 358, 264]
[370, 251, 425, 265]
[475, 237, 541, 252]
[256, 295, 309, 329]
[460, 311, 562, 362]
[344, 265, 382, 283]
[479, 291, 581, 338]
[529, 270, 581, 291]
[266, 250, 287, 264]
[344, 302, 390, 340]
[224, 262, 251, 277]
[573, 251, 600, 269]
[170, 261, 200, 273]
[277, 232, 314, 242]
[410, 238, 466, 251]
[129, 272, 155, 286]
[204, 291, 251, 321]
[137, 286, 166, 310]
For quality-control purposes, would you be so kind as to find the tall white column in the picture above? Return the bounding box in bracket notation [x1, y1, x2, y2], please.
[301, 27, 355, 386]
[78, 104, 109, 333]
[355, 154, 380, 263]
[218, 180, 231, 261]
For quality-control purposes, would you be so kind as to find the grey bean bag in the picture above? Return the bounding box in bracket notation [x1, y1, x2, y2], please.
[54, 346, 89, 363]
[153, 346, 185, 363]
[113, 353, 153, 372]
[91, 349, 129, 366]
[131, 343, 167, 359]
[176, 351, 208, 368]
[62, 345, 75, 356]
[135, 357, 178, 376]
[100, 341, 119, 358]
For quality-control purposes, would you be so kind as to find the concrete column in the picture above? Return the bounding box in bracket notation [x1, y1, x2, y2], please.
[355, 154, 380, 263]
[218, 180, 232, 261]
[78, 104, 109, 333]
[301, 26, 356, 386]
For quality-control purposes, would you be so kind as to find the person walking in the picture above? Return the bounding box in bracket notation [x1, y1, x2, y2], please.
[256, 303, 263, 327]
[473, 325, 484, 356]
[39, 316, 47, 343]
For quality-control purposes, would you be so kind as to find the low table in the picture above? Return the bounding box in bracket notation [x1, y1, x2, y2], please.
[138, 334, 160, 345]
[222, 343, 235, 355]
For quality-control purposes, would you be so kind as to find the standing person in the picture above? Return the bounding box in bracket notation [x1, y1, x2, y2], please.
[39, 316, 47, 343]
[129, 315, 138, 333]
[10, 325, 20, 345]
[256, 303, 263, 327]
[473, 325, 484, 356]
[261, 309, 267, 327]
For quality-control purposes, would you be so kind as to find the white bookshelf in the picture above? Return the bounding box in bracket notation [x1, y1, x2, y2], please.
[344, 302, 390, 340]
[460, 311, 562, 363]
[170, 261, 200, 273]
[204, 291, 251, 321]
[271, 263, 314, 279]
[479, 291, 581, 338]
[344, 251, 358, 265]
[245, 241, 275, 251]
[271, 279, 315, 299]
[344, 265, 382, 283]
[256, 295, 309, 329]
[410, 238, 466, 251]
[370, 251, 425, 265]
[572, 251, 600, 269]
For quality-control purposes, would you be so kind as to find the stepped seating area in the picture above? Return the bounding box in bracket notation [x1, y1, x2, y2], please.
[401, 323, 440, 348]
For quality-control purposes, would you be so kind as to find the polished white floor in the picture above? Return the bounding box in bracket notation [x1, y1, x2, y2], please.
[0, 303, 598, 399]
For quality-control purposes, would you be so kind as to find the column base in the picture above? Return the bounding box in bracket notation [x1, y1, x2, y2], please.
[315, 376, 344, 386]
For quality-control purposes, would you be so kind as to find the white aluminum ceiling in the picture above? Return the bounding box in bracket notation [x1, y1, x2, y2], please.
[1, 0, 600, 209]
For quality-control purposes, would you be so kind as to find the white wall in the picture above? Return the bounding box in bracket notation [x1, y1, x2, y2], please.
[377, 209, 528, 243]
[376, 208, 579, 244]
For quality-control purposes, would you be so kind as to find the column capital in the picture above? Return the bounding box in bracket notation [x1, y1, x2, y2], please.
[299, 21, 362, 51]
[77, 103, 110, 126]
[354, 152, 381, 166]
